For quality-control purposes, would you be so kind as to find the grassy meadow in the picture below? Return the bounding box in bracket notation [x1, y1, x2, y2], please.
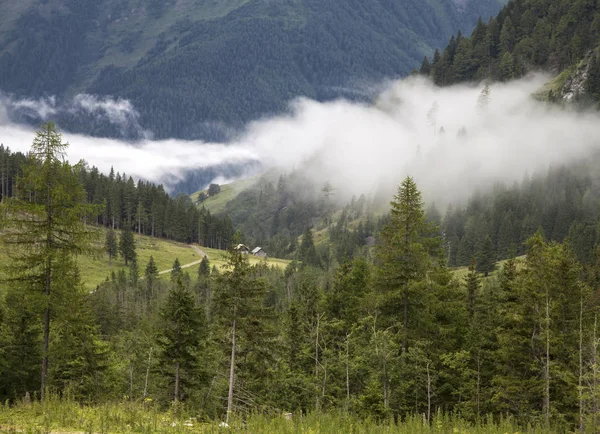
[0, 230, 291, 290]
[191, 177, 259, 215]
[0, 395, 551, 434]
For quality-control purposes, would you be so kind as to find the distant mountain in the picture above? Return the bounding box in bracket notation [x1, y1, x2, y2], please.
[0, 0, 506, 140]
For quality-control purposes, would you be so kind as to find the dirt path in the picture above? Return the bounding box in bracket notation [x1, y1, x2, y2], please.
[157, 244, 207, 275]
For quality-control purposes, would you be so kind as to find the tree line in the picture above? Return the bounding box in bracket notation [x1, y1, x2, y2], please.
[0, 143, 235, 249]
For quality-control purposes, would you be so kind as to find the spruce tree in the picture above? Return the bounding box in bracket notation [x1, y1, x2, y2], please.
[105, 229, 118, 261]
[156, 278, 206, 403]
[298, 227, 320, 268]
[476, 235, 495, 277]
[198, 255, 210, 279]
[171, 258, 182, 282]
[374, 176, 443, 349]
[145, 256, 159, 302]
[214, 242, 269, 422]
[119, 226, 136, 266]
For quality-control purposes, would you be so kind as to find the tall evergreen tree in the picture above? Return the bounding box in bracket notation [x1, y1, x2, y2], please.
[374, 176, 443, 350]
[105, 229, 118, 261]
[298, 227, 320, 268]
[156, 279, 206, 403]
[119, 226, 136, 266]
[0, 122, 100, 399]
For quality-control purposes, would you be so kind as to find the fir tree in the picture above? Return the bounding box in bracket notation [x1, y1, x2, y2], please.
[105, 229, 118, 261]
[375, 176, 443, 350]
[145, 256, 159, 302]
[171, 258, 182, 282]
[119, 226, 136, 266]
[298, 227, 320, 268]
[156, 279, 206, 403]
[198, 255, 210, 279]
[476, 235, 495, 277]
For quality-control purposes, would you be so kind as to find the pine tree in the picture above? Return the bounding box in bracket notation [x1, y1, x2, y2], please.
[171, 258, 182, 282]
[465, 261, 480, 319]
[214, 242, 269, 422]
[375, 176, 443, 350]
[198, 255, 210, 279]
[119, 226, 136, 266]
[144, 256, 159, 302]
[105, 229, 118, 261]
[0, 122, 101, 399]
[156, 279, 206, 403]
[476, 235, 495, 277]
[298, 227, 320, 268]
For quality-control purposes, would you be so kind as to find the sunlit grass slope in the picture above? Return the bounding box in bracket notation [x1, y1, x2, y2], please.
[0, 230, 290, 291]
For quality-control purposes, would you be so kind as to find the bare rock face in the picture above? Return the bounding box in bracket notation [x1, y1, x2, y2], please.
[562, 51, 594, 101]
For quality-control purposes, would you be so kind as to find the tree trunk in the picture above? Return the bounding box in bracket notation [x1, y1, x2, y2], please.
[129, 362, 134, 401]
[41, 255, 51, 399]
[226, 316, 237, 424]
[579, 291, 584, 433]
[593, 315, 598, 429]
[426, 362, 431, 424]
[544, 287, 550, 426]
[346, 335, 350, 412]
[315, 313, 320, 411]
[143, 346, 153, 399]
[383, 337, 389, 409]
[174, 362, 180, 403]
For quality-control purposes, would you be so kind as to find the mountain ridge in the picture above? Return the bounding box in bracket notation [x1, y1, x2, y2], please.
[0, 0, 506, 139]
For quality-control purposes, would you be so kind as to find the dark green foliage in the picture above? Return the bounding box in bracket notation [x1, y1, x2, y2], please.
[476, 235, 495, 276]
[207, 184, 221, 196]
[170, 258, 182, 283]
[198, 256, 210, 279]
[444, 159, 600, 268]
[0, 122, 102, 399]
[423, 0, 600, 100]
[144, 256, 159, 302]
[156, 279, 206, 403]
[105, 229, 118, 261]
[119, 226, 136, 266]
[298, 228, 320, 268]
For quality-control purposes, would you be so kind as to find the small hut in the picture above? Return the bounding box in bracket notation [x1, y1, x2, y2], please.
[235, 244, 250, 254]
[252, 247, 267, 258]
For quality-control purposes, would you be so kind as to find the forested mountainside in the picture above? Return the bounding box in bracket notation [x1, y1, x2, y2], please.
[0, 0, 505, 139]
[419, 0, 600, 102]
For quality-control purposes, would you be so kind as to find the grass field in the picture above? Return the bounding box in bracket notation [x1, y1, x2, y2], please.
[452, 256, 525, 281]
[190, 176, 259, 215]
[0, 230, 290, 290]
[0, 395, 553, 434]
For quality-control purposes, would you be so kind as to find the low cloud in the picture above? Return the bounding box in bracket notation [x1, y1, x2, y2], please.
[1, 75, 599, 202]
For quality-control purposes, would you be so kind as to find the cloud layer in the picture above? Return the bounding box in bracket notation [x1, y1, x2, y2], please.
[1, 75, 599, 203]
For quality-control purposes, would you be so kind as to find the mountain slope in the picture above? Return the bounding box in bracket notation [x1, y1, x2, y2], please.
[0, 0, 506, 139]
[420, 0, 600, 103]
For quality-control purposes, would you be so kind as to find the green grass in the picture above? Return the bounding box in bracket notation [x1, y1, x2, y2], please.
[191, 176, 260, 214]
[0, 395, 552, 434]
[200, 246, 290, 270]
[0, 229, 290, 291]
[75, 233, 202, 289]
[452, 256, 525, 281]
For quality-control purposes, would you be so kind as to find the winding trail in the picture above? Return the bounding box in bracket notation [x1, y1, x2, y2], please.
[158, 244, 208, 275]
